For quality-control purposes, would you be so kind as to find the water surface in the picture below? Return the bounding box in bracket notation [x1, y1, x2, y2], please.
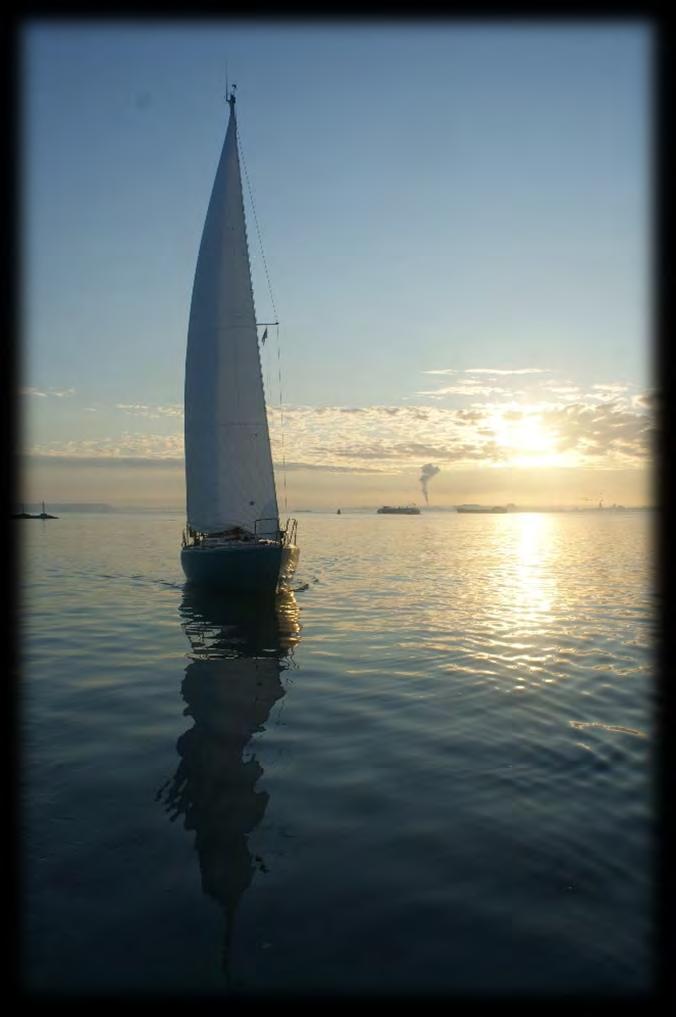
[20, 509, 655, 995]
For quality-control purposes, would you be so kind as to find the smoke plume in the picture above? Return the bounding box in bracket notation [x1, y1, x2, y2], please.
[419, 463, 440, 504]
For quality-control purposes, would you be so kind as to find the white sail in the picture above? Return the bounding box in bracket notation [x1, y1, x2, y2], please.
[184, 101, 279, 537]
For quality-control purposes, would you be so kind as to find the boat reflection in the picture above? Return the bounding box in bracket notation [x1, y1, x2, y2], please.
[157, 585, 300, 979]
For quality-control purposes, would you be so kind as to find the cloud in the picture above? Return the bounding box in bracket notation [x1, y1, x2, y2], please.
[25, 454, 182, 469]
[116, 403, 183, 419]
[414, 367, 652, 433]
[416, 383, 508, 398]
[416, 367, 552, 401]
[591, 383, 629, 394]
[538, 400, 652, 462]
[455, 408, 484, 423]
[20, 386, 75, 398]
[632, 392, 655, 410]
[29, 433, 184, 460]
[269, 405, 519, 470]
[282, 461, 386, 474]
[422, 367, 549, 378]
[466, 368, 550, 376]
[542, 384, 582, 401]
[26, 385, 654, 476]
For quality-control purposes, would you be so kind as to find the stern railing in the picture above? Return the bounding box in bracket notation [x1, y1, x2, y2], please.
[253, 516, 298, 546]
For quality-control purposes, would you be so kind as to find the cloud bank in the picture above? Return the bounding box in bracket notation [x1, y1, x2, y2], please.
[27, 390, 652, 474]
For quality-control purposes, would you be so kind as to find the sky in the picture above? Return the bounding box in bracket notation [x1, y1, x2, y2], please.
[19, 19, 654, 510]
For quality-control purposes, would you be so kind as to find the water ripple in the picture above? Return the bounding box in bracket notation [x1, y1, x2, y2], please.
[21, 509, 654, 994]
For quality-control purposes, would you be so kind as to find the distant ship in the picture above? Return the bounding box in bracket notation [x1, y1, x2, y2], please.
[377, 505, 421, 515]
[456, 504, 508, 514]
[11, 501, 58, 519]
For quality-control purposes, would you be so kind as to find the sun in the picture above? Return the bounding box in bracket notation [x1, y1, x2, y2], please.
[490, 409, 562, 467]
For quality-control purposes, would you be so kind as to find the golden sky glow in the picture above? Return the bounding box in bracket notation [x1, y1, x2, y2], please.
[20, 367, 654, 508]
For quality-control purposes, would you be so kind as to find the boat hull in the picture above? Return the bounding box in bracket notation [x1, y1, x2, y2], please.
[456, 507, 508, 513]
[376, 507, 420, 515]
[181, 542, 299, 593]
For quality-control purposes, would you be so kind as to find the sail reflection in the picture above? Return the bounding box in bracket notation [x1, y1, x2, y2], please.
[158, 585, 300, 978]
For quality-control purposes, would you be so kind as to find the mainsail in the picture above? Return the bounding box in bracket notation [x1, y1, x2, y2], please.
[184, 96, 278, 537]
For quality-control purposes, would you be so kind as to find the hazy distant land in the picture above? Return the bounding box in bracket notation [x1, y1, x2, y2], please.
[14, 502, 652, 515]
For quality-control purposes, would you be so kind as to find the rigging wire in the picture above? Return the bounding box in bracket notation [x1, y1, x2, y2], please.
[237, 127, 289, 515]
[276, 323, 288, 514]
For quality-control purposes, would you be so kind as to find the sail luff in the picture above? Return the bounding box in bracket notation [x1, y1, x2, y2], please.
[184, 102, 279, 537]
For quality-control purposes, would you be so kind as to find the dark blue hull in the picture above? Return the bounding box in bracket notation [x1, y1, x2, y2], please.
[181, 542, 299, 593]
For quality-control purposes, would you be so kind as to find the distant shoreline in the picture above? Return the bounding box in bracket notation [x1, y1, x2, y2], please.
[14, 503, 654, 515]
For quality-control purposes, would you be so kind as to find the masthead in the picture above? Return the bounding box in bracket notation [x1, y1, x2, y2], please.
[227, 83, 237, 111]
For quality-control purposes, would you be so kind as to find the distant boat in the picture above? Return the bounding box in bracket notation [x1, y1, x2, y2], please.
[11, 501, 57, 519]
[180, 87, 299, 593]
[11, 503, 33, 519]
[336, 509, 341, 514]
[377, 505, 421, 515]
[456, 504, 508, 514]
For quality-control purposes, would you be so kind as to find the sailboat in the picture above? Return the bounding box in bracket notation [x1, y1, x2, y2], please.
[38, 501, 58, 519]
[11, 501, 57, 519]
[181, 87, 299, 592]
[11, 503, 33, 519]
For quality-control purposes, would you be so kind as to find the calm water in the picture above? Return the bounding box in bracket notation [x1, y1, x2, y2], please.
[20, 510, 655, 996]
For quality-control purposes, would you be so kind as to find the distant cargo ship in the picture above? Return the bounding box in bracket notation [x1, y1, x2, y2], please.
[456, 504, 508, 514]
[377, 505, 421, 515]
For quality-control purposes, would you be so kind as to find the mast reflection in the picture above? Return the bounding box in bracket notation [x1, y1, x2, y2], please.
[158, 585, 300, 978]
